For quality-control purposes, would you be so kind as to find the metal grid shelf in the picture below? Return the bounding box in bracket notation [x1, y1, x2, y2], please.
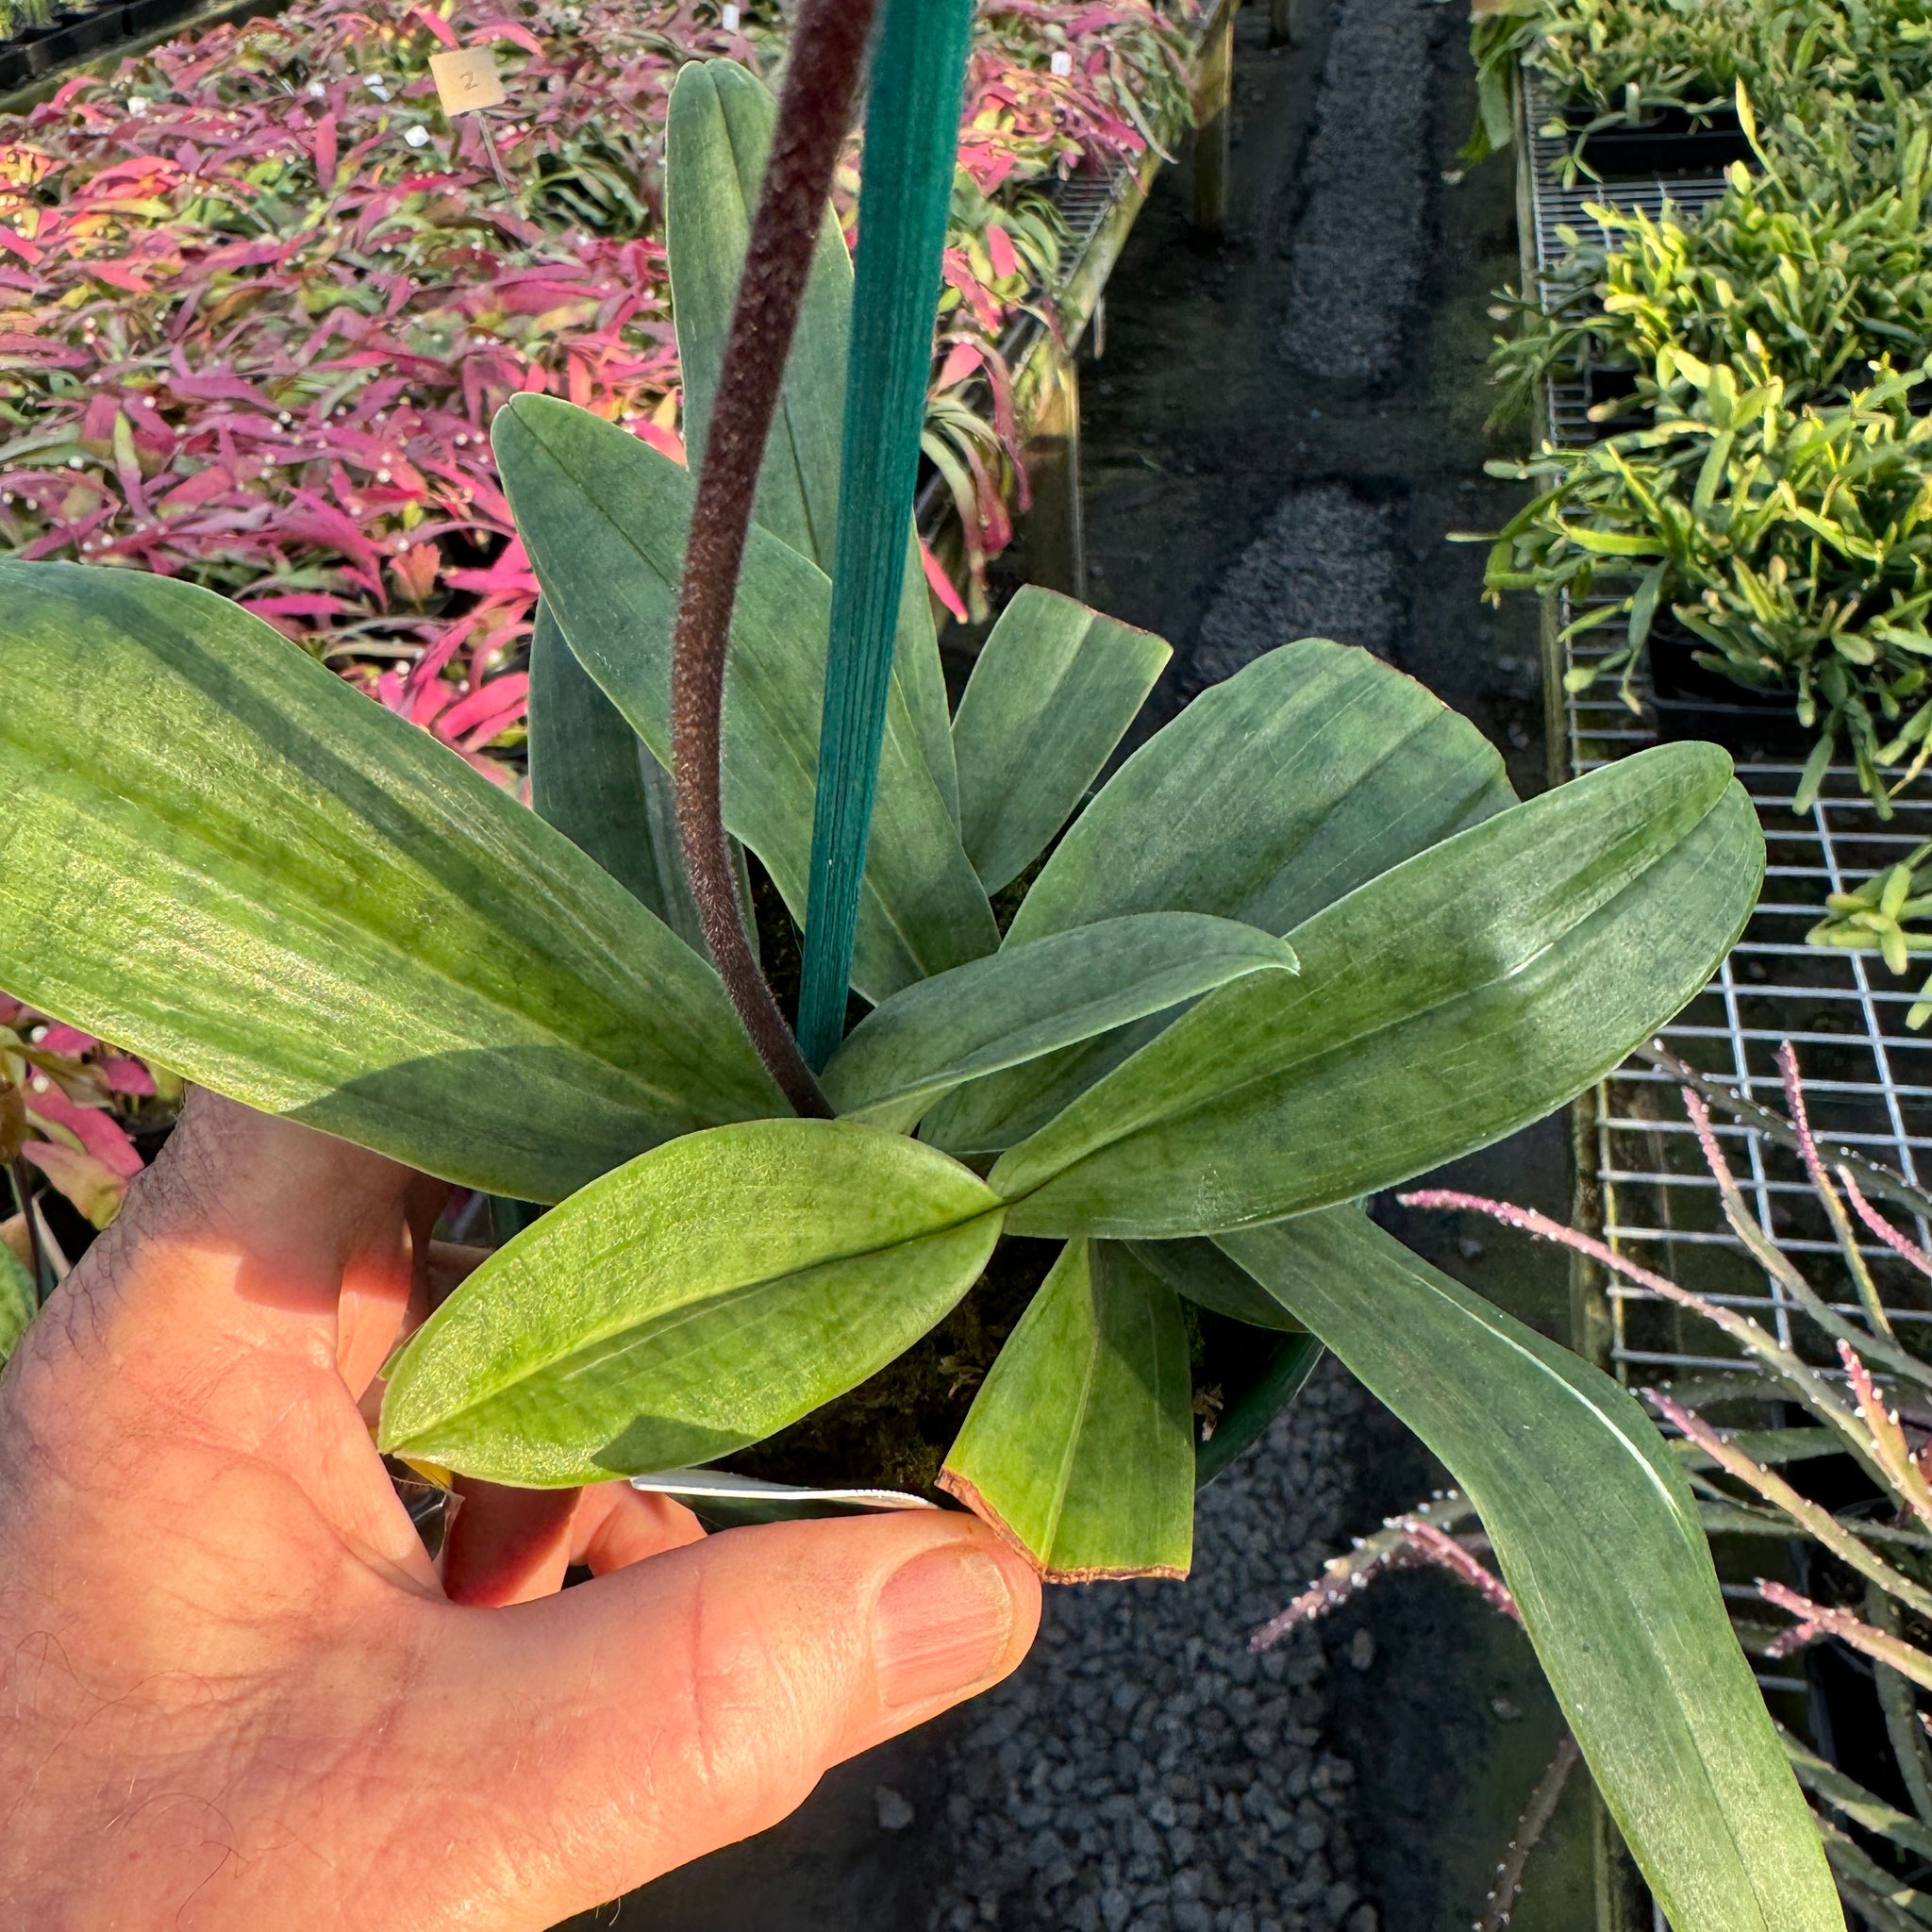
[1518, 87, 1932, 1391]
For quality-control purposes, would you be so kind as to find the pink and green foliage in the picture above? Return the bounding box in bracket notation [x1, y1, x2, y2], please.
[0, 0, 731, 780]
[0, 994, 172, 1236]
[0, 0, 1195, 717]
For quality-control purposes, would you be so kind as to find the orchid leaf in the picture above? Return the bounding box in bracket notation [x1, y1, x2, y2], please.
[666, 58, 957, 826]
[940, 1240, 1193, 1580]
[496, 396, 997, 1000]
[950, 587, 1172, 894]
[993, 745, 1763, 1238]
[1221, 1208, 1842, 1932]
[527, 598, 706, 957]
[1007, 638, 1516, 943]
[923, 640, 1517, 1155]
[0, 561, 781, 1202]
[0, 1238, 34, 1369]
[1128, 1237, 1307, 1333]
[379, 1120, 1004, 1485]
[822, 914, 1295, 1130]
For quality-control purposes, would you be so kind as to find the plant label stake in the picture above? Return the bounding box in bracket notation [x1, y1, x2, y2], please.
[429, 45, 506, 114]
[795, 0, 977, 1069]
[430, 46, 514, 201]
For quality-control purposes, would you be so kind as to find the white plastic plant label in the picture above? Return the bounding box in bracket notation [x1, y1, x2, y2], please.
[1050, 49, 1073, 76]
[721, 2, 741, 25]
[630, 1468, 936, 1511]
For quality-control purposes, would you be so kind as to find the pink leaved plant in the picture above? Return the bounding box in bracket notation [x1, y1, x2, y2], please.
[0, 996, 171, 1240]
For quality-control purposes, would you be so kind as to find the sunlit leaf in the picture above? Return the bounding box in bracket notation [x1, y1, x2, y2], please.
[950, 586, 1170, 894]
[823, 913, 1295, 1130]
[0, 561, 780, 1202]
[941, 1240, 1193, 1580]
[379, 1119, 1003, 1485]
[497, 397, 997, 999]
[1222, 1208, 1841, 1932]
[993, 745, 1762, 1237]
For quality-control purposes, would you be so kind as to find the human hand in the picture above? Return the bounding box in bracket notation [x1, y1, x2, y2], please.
[0, 1091, 1040, 1930]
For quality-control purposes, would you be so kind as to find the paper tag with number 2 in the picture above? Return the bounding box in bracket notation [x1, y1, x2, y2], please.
[430, 46, 506, 116]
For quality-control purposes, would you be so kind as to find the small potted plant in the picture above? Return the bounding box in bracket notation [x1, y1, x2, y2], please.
[0, 8, 1845, 1927]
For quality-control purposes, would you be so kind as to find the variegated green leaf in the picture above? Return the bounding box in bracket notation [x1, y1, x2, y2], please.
[950, 587, 1171, 894]
[380, 1119, 1003, 1484]
[527, 598, 706, 957]
[0, 562, 780, 1202]
[940, 1240, 1193, 1580]
[495, 397, 997, 1000]
[992, 745, 1762, 1237]
[1222, 1208, 1840, 1932]
[922, 640, 1516, 1155]
[823, 914, 1295, 1130]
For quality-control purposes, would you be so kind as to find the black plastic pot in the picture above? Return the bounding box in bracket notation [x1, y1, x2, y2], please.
[1582, 360, 1649, 433]
[1561, 104, 1755, 179]
[19, 1, 120, 74]
[121, 0, 194, 38]
[1648, 620, 1811, 758]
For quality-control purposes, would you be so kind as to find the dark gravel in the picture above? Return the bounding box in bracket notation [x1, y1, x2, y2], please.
[1278, 0, 1437, 381]
[924, 1366, 1378, 1932]
[1191, 483, 1400, 687]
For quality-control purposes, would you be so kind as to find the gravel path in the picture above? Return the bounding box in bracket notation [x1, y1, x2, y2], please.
[1190, 484, 1400, 688]
[1278, 0, 1436, 382]
[924, 1364, 1376, 1932]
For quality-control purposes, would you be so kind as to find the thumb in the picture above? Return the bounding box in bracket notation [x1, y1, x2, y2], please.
[430, 1510, 1041, 1925]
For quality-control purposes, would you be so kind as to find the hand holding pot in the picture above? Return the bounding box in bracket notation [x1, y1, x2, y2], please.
[0, 1091, 1039, 1930]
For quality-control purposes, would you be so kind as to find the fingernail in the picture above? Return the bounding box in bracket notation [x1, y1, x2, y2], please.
[874, 1541, 1020, 1708]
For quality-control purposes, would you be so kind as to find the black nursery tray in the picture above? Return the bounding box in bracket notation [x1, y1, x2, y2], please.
[1558, 104, 1756, 180]
[0, 0, 203, 96]
[1647, 625, 1811, 760]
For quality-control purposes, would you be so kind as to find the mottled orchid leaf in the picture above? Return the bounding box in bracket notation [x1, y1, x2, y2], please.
[1222, 1208, 1841, 1932]
[993, 746, 1762, 1238]
[527, 598, 706, 957]
[822, 913, 1295, 1131]
[940, 1240, 1193, 1580]
[379, 1120, 1003, 1485]
[1128, 1237, 1306, 1333]
[923, 640, 1517, 1154]
[950, 587, 1171, 894]
[0, 562, 780, 1202]
[496, 397, 997, 1000]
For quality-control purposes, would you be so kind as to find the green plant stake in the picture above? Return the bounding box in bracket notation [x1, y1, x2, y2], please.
[797, 0, 976, 1068]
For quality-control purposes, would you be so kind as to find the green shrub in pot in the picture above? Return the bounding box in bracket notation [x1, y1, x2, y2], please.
[1462, 0, 1932, 171]
[0, 32, 1845, 1932]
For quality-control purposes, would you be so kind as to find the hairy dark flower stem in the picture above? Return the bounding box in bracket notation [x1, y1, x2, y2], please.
[668, 0, 876, 1119]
